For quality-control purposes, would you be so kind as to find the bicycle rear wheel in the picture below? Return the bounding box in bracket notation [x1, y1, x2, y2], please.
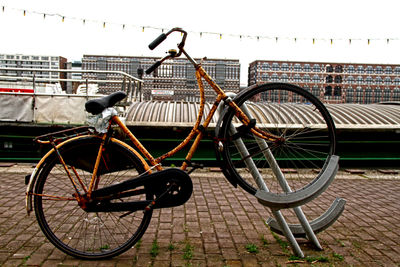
[219, 83, 336, 197]
[34, 136, 153, 259]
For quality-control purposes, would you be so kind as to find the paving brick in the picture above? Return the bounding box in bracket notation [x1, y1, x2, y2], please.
[1, 166, 400, 266]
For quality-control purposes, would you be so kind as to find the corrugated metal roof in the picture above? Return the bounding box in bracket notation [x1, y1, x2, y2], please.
[125, 101, 400, 130]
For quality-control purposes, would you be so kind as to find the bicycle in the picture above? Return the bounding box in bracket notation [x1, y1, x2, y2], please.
[25, 27, 337, 259]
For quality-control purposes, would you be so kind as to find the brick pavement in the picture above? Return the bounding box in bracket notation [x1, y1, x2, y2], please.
[0, 163, 399, 266]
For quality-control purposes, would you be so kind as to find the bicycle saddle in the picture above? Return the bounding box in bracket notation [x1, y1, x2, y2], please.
[85, 91, 127, 115]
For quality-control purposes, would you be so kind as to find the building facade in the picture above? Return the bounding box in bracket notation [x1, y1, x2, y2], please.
[248, 60, 400, 104]
[0, 54, 67, 90]
[82, 55, 240, 101]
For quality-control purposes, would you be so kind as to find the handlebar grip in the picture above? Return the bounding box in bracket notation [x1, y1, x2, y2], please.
[148, 33, 167, 50]
[145, 61, 162, 74]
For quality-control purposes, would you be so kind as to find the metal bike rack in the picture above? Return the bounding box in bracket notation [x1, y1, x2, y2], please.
[218, 93, 345, 257]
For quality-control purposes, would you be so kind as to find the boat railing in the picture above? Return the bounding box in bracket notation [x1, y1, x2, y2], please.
[0, 67, 144, 103]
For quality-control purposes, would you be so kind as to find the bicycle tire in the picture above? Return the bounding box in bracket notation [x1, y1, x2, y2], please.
[34, 136, 153, 260]
[219, 83, 336, 197]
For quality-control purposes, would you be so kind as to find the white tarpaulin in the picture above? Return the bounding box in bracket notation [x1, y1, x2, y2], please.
[0, 94, 34, 122]
[34, 95, 88, 124]
[0, 93, 102, 125]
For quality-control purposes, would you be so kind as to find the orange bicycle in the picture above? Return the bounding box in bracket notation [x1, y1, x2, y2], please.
[26, 28, 337, 259]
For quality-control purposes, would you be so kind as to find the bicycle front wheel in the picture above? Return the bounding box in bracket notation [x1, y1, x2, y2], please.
[219, 83, 336, 197]
[34, 136, 153, 259]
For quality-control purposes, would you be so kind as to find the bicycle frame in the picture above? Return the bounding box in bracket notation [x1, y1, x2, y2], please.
[74, 45, 284, 199]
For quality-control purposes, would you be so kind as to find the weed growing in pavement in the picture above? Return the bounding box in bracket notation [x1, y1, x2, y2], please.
[21, 255, 31, 264]
[336, 239, 345, 247]
[260, 234, 269, 247]
[288, 254, 329, 263]
[332, 252, 344, 261]
[135, 239, 142, 250]
[245, 243, 259, 254]
[150, 239, 159, 258]
[183, 243, 194, 260]
[167, 242, 176, 251]
[270, 230, 290, 254]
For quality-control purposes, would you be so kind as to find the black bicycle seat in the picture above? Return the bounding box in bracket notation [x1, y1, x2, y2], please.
[85, 91, 127, 115]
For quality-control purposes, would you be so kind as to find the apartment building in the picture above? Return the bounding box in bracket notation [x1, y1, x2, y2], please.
[248, 60, 400, 104]
[0, 54, 67, 88]
[82, 55, 240, 101]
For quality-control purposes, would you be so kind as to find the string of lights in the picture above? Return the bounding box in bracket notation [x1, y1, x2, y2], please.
[2, 5, 399, 45]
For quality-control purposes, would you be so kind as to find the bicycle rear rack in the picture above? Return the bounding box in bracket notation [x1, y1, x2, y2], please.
[218, 93, 345, 258]
[34, 126, 94, 145]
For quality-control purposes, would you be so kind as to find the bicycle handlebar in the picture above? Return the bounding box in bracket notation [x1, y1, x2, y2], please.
[145, 60, 162, 75]
[146, 28, 188, 74]
[148, 33, 167, 50]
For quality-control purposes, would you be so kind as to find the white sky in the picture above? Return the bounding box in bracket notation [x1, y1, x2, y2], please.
[1, 0, 400, 85]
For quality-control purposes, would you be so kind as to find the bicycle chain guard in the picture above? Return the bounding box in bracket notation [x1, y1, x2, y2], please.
[86, 168, 193, 212]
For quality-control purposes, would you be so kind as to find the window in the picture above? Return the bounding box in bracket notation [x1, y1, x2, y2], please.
[366, 66, 374, 74]
[325, 75, 333, 83]
[281, 63, 289, 71]
[281, 74, 288, 82]
[262, 73, 269, 81]
[334, 75, 342, 83]
[335, 65, 343, 73]
[313, 64, 321, 72]
[375, 76, 382, 84]
[294, 74, 301, 82]
[334, 86, 342, 96]
[356, 65, 364, 73]
[312, 85, 320, 97]
[303, 74, 311, 83]
[324, 86, 332, 96]
[356, 76, 363, 84]
[375, 66, 383, 74]
[385, 66, 392, 74]
[325, 64, 333, 72]
[394, 66, 400, 75]
[271, 73, 279, 81]
[366, 76, 373, 84]
[304, 64, 311, 72]
[272, 63, 280, 71]
[394, 77, 400, 85]
[294, 64, 302, 72]
[384, 77, 392, 85]
[347, 65, 355, 73]
[262, 63, 270, 71]
[312, 75, 321, 83]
